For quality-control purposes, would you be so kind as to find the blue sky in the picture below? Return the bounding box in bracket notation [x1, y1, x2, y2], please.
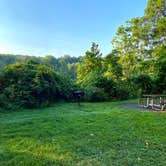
[0, 0, 147, 57]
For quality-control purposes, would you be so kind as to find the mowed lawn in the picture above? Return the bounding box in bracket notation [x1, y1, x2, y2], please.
[1, 101, 166, 166]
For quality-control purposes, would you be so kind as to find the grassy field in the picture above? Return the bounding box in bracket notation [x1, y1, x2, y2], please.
[1, 100, 166, 166]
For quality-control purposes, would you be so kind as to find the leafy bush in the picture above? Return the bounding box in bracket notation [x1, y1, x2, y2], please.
[94, 76, 116, 99]
[0, 61, 73, 109]
[154, 51, 166, 93]
[131, 74, 155, 96]
[84, 87, 109, 102]
[80, 72, 118, 101]
[115, 83, 130, 100]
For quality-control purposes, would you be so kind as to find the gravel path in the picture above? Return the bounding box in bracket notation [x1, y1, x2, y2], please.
[120, 103, 155, 112]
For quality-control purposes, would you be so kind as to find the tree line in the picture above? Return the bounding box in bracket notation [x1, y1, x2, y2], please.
[0, 54, 82, 80]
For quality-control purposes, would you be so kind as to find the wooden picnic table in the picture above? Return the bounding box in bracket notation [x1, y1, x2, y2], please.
[139, 94, 166, 111]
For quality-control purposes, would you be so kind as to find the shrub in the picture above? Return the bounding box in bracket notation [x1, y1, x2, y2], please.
[80, 72, 118, 101]
[84, 86, 109, 102]
[94, 77, 116, 99]
[0, 61, 73, 109]
[115, 85, 130, 100]
[131, 74, 155, 96]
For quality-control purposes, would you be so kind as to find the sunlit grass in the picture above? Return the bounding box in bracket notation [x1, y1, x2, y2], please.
[1, 100, 166, 165]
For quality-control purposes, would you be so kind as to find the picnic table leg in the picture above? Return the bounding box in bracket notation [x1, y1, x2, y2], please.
[146, 97, 149, 108]
[151, 98, 154, 109]
[161, 105, 164, 111]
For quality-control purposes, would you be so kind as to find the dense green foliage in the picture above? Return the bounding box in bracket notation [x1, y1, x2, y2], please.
[0, 0, 165, 107]
[1, 101, 166, 165]
[0, 54, 82, 80]
[0, 61, 74, 109]
[111, 0, 166, 92]
[77, 0, 166, 101]
[77, 43, 102, 85]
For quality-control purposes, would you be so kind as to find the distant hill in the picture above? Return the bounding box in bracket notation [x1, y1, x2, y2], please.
[0, 54, 82, 80]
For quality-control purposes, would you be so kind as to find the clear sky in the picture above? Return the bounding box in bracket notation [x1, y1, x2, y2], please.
[0, 0, 147, 57]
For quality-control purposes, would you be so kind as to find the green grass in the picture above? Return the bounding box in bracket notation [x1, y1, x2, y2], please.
[1, 100, 166, 166]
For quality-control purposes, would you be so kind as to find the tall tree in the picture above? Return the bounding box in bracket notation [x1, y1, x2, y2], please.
[112, 0, 166, 79]
[103, 50, 122, 80]
[77, 42, 102, 85]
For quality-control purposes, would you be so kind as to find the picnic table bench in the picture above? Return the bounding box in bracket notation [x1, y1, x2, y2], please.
[139, 94, 166, 111]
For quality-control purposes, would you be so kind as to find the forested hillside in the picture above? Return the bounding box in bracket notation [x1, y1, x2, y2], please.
[0, 54, 82, 80]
